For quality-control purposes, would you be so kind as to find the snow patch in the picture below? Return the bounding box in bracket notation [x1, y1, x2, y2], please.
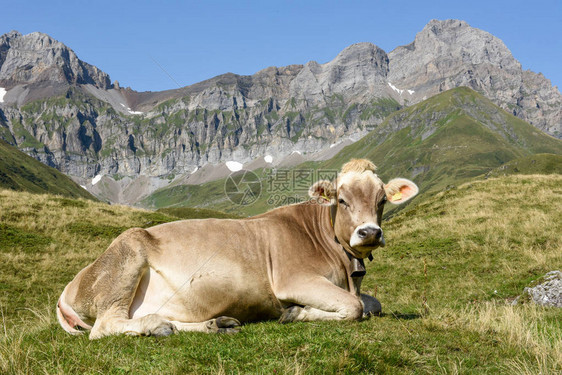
[388, 83, 415, 96]
[330, 143, 337, 148]
[264, 155, 273, 163]
[191, 166, 199, 174]
[291, 151, 302, 155]
[388, 82, 403, 95]
[80, 185, 87, 190]
[0, 87, 6, 103]
[226, 161, 243, 172]
[120, 103, 143, 115]
[92, 175, 102, 185]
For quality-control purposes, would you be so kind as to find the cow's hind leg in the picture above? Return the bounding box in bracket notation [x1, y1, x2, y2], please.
[91, 309, 176, 339]
[67, 228, 174, 339]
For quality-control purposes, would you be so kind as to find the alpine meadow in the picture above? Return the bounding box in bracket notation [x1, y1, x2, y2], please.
[0, 14, 561, 375]
[0, 174, 561, 373]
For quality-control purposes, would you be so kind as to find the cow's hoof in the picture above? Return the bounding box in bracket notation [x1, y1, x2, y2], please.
[279, 306, 303, 324]
[216, 316, 241, 334]
[361, 293, 381, 317]
[149, 322, 177, 337]
[216, 316, 240, 329]
[150, 323, 176, 337]
[207, 316, 241, 334]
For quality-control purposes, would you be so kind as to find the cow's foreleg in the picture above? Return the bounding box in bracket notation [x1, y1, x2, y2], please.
[276, 277, 363, 323]
[171, 316, 241, 334]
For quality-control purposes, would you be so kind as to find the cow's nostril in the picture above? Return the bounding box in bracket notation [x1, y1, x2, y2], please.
[357, 226, 380, 239]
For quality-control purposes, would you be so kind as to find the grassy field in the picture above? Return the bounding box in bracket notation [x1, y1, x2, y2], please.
[0, 174, 561, 374]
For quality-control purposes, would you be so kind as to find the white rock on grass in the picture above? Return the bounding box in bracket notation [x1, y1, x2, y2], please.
[512, 270, 562, 307]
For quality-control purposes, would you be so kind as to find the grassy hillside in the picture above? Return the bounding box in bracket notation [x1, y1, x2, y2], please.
[156, 206, 241, 219]
[0, 139, 96, 200]
[1, 174, 560, 374]
[320, 87, 561, 192]
[142, 87, 562, 217]
[484, 153, 562, 178]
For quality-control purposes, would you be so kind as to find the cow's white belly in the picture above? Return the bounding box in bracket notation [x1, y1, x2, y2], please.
[129, 267, 182, 319]
[129, 262, 282, 322]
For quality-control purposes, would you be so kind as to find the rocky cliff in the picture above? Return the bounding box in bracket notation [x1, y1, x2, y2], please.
[0, 20, 560, 204]
[0, 31, 111, 103]
[388, 20, 561, 136]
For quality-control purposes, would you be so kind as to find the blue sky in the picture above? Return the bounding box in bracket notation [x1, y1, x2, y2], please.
[2, 0, 561, 92]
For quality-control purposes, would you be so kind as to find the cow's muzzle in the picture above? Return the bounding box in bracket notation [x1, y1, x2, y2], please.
[350, 223, 385, 248]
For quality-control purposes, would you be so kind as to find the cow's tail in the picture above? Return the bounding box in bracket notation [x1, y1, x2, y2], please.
[56, 287, 92, 335]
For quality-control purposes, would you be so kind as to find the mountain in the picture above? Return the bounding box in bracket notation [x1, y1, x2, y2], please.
[388, 20, 561, 137]
[320, 87, 562, 193]
[142, 87, 562, 216]
[0, 31, 111, 103]
[0, 20, 560, 205]
[0, 138, 96, 199]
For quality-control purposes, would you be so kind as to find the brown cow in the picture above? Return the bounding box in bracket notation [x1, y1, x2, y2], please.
[57, 159, 418, 339]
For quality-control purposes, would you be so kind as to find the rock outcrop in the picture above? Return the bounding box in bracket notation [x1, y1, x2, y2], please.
[512, 271, 562, 307]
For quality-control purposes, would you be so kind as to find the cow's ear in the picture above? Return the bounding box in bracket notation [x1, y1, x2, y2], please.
[384, 178, 419, 204]
[309, 180, 336, 205]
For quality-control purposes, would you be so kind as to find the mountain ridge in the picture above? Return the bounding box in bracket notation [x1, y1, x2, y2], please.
[0, 20, 560, 204]
[141, 87, 562, 215]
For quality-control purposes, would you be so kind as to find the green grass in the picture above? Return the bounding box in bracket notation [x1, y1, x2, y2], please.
[156, 206, 241, 219]
[1, 174, 561, 374]
[0, 139, 96, 200]
[484, 153, 562, 178]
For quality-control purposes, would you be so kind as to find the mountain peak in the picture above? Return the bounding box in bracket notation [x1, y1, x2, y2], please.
[1, 30, 22, 39]
[411, 19, 516, 65]
[0, 31, 111, 91]
[289, 41, 388, 102]
[423, 19, 469, 33]
[387, 19, 560, 137]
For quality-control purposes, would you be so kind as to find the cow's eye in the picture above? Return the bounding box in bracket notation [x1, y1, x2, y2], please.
[380, 196, 387, 206]
[338, 198, 348, 207]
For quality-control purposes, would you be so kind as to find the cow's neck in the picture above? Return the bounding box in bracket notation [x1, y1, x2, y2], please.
[279, 202, 364, 293]
[328, 204, 368, 278]
[315, 204, 366, 292]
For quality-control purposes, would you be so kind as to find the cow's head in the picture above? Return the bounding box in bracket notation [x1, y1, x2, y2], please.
[309, 159, 418, 259]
